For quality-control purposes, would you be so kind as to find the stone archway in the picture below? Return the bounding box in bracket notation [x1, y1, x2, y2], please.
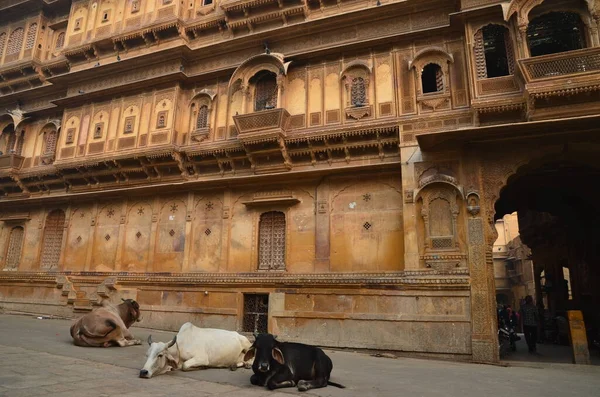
[478, 145, 600, 363]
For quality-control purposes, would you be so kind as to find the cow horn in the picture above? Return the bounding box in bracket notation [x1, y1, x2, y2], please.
[273, 335, 278, 340]
[121, 298, 126, 302]
[253, 331, 259, 338]
[167, 335, 177, 348]
[147, 335, 153, 345]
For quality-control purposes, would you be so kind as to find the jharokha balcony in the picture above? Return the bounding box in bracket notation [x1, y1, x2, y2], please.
[233, 108, 291, 145]
[518, 47, 600, 119]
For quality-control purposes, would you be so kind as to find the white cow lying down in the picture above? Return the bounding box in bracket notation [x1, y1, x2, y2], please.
[139, 322, 252, 378]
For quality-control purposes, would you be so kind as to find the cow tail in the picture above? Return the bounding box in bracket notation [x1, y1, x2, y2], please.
[327, 380, 346, 389]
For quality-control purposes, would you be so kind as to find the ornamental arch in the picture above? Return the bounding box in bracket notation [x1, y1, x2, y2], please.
[478, 143, 600, 363]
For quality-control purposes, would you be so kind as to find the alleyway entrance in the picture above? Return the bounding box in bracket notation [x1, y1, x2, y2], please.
[493, 153, 600, 365]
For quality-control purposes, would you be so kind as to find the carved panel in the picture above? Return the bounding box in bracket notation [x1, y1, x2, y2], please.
[5, 226, 24, 270]
[150, 132, 168, 144]
[310, 112, 321, 126]
[379, 102, 393, 116]
[326, 110, 340, 124]
[139, 134, 147, 146]
[88, 142, 105, 154]
[217, 127, 226, 139]
[40, 210, 65, 269]
[290, 114, 305, 129]
[258, 211, 286, 271]
[118, 137, 136, 150]
[60, 147, 75, 159]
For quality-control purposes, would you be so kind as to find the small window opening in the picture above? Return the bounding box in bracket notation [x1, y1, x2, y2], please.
[94, 123, 103, 139]
[243, 294, 269, 334]
[102, 11, 109, 22]
[351, 77, 366, 106]
[203, 0, 213, 5]
[527, 12, 586, 57]
[422, 63, 443, 94]
[253, 71, 278, 111]
[196, 105, 209, 129]
[482, 25, 511, 77]
[157, 113, 166, 128]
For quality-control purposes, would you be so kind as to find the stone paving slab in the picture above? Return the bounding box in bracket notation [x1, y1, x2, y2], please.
[1, 314, 600, 396]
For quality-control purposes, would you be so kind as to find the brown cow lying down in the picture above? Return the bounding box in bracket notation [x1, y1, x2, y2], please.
[70, 298, 142, 347]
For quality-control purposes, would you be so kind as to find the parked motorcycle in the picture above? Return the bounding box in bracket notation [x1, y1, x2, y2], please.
[498, 318, 519, 357]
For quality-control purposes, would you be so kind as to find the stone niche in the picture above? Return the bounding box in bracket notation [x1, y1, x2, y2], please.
[415, 166, 467, 271]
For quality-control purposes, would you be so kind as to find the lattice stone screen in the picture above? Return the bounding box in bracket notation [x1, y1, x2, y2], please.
[55, 32, 65, 49]
[40, 209, 65, 269]
[25, 23, 37, 49]
[44, 131, 57, 155]
[351, 77, 366, 106]
[5, 226, 24, 269]
[258, 211, 286, 270]
[196, 105, 208, 129]
[254, 73, 277, 111]
[7, 28, 24, 55]
[242, 294, 269, 334]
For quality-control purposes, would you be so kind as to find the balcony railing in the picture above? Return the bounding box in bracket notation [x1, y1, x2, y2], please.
[0, 154, 24, 170]
[519, 47, 600, 83]
[233, 108, 291, 144]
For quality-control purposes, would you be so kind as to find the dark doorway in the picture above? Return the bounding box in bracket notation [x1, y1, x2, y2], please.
[494, 157, 600, 364]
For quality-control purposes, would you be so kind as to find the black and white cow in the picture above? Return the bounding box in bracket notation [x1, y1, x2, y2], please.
[244, 333, 345, 392]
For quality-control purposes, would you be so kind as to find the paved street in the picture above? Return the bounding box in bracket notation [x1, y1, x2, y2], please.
[1, 314, 600, 397]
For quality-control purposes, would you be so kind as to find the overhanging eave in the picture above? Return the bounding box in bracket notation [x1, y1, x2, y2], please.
[417, 114, 600, 151]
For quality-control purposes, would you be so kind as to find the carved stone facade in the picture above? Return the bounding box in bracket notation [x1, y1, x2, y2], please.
[1, 0, 600, 363]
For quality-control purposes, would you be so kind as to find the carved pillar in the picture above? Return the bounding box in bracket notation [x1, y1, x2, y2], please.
[114, 200, 127, 271]
[84, 202, 98, 271]
[147, 196, 160, 272]
[314, 178, 330, 272]
[401, 146, 420, 270]
[58, 204, 71, 270]
[181, 192, 194, 272]
[468, 155, 499, 363]
[220, 189, 231, 271]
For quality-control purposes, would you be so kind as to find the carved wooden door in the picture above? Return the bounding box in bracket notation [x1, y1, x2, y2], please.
[40, 210, 65, 269]
[258, 211, 285, 270]
[5, 226, 24, 269]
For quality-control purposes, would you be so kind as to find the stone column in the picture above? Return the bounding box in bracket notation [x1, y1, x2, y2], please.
[314, 177, 330, 272]
[181, 192, 194, 272]
[114, 199, 127, 271]
[147, 196, 160, 272]
[84, 202, 98, 271]
[401, 146, 420, 270]
[469, 155, 499, 363]
[221, 189, 231, 271]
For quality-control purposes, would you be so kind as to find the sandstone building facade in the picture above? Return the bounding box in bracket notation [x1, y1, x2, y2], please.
[1, 0, 599, 363]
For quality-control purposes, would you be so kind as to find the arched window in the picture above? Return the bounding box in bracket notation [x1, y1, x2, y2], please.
[0, 33, 6, 57]
[40, 209, 66, 269]
[429, 197, 453, 249]
[258, 211, 286, 270]
[254, 71, 277, 111]
[44, 130, 58, 155]
[156, 112, 167, 128]
[55, 32, 65, 49]
[25, 23, 37, 50]
[475, 25, 514, 78]
[196, 105, 209, 129]
[5, 226, 24, 270]
[7, 27, 24, 55]
[5, 131, 17, 153]
[14, 131, 24, 155]
[422, 63, 443, 94]
[350, 77, 367, 106]
[527, 12, 586, 57]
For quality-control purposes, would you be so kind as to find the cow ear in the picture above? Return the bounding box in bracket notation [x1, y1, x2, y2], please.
[166, 352, 178, 370]
[272, 348, 284, 365]
[243, 347, 255, 362]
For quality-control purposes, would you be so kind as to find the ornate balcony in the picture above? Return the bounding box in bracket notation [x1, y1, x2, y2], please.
[233, 108, 291, 145]
[519, 47, 600, 97]
[0, 154, 24, 171]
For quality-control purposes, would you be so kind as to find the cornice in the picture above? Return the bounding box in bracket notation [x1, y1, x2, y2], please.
[0, 270, 470, 289]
